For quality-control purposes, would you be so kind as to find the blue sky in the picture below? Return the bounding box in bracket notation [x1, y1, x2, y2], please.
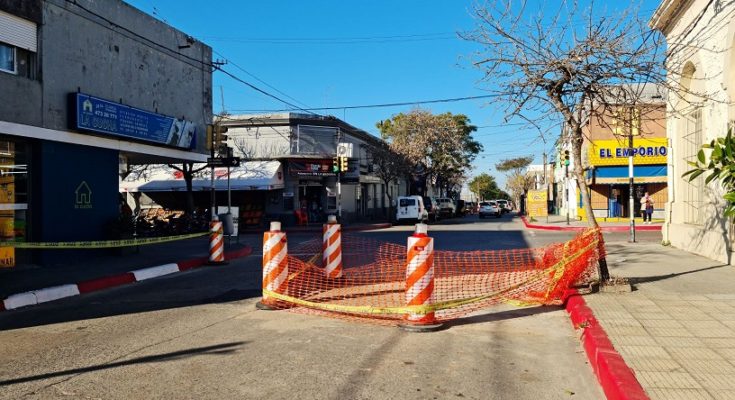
[125, 0, 661, 188]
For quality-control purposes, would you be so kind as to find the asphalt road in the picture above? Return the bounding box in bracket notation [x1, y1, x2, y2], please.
[0, 214, 617, 400]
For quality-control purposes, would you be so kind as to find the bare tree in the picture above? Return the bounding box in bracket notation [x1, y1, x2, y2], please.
[495, 156, 534, 206]
[463, 0, 671, 231]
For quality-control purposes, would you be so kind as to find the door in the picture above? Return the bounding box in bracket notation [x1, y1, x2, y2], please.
[397, 198, 417, 220]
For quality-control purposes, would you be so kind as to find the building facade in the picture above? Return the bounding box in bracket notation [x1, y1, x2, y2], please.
[583, 87, 668, 220]
[0, 0, 211, 265]
[221, 113, 401, 225]
[651, 0, 735, 264]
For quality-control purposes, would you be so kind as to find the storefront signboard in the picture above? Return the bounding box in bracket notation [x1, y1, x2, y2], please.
[288, 159, 336, 177]
[527, 189, 548, 218]
[588, 138, 668, 166]
[71, 93, 196, 149]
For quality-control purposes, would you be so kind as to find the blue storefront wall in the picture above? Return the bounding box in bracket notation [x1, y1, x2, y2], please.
[35, 141, 118, 243]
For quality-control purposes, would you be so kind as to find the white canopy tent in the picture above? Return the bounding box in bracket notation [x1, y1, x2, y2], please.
[120, 161, 284, 193]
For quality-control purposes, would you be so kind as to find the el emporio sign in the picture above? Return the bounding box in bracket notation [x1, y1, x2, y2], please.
[588, 138, 668, 166]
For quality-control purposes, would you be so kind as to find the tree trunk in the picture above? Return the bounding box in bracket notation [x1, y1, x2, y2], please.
[184, 173, 195, 214]
[571, 134, 609, 281]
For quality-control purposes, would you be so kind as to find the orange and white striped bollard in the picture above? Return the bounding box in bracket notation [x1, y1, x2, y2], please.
[399, 223, 442, 332]
[208, 215, 225, 264]
[322, 215, 343, 278]
[256, 221, 288, 310]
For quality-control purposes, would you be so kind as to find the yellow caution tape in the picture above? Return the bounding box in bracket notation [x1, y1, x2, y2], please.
[0, 231, 209, 249]
[262, 233, 602, 316]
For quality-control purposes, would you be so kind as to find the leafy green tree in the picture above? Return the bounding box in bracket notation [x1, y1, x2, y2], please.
[684, 129, 735, 222]
[469, 173, 501, 200]
[377, 109, 482, 196]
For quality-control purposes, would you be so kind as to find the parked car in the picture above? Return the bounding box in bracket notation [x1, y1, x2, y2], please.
[478, 201, 502, 218]
[436, 198, 456, 218]
[395, 196, 428, 223]
[422, 196, 440, 222]
[465, 202, 477, 214]
[495, 199, 511, 213]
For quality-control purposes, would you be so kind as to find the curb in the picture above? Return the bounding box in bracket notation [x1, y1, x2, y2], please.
[1, 246, 252, 312]
[521, 216, 662, 232]
[565, 290, 649, 400]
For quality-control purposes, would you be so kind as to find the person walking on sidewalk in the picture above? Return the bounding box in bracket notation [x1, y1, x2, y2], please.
[640, 192, 654, 224]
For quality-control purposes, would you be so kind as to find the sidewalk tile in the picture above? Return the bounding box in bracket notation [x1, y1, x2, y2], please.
[702, 338, 735, 348]
[646, 327, 695, 337]
[618, 345, 671, 359]
[687, 327, 735, 338]
[710, 390, 735, 400]
[681, 321, 730, 329]
[601, 318, 643, 328]
[681, 359, 735, 375]
[667, 348, 724, 361]
[602, 324, 650, 336]
[626, 358, 684, 372]
[640, 319, 685, 329]
[614, 335, 659, 346]
[714, 348, 735, 361]
[707, 295, 735, 301]
[637, 370, 702, 389]
[647, 388, 713, 400]
[715, 313, 735, 321]
[592, 310, 636, 319]
[692, 374, 735, 390]
[634, 311, 676, 320]
[655, 337, 706, 348]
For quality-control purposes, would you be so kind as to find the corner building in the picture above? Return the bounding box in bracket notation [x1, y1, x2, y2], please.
[0, 0, 211, 265]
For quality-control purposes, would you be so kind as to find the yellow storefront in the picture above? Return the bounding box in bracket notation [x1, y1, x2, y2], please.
[584, 138, 668, 220]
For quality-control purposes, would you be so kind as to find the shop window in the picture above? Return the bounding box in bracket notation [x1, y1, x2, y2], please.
[293, 125, 338, 156]
[0, 139, 29, 268]
[683, 109, 703, 225]
[0, 42, 35, 78]
[0, 43, 14, 73]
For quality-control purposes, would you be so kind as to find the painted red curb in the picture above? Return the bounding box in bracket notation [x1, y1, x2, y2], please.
[565, 290, 649, 400]
[521, 216, 661, 232]
[1, 245, 253, 311]
[77, 273, 136, 294]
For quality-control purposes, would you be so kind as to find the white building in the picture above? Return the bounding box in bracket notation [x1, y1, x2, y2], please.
[651, 0, 735, 264]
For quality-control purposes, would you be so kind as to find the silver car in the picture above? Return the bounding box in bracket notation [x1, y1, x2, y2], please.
[478, 201, 502, 218]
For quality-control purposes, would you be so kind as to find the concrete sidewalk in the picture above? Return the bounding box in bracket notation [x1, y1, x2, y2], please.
[583, 240, 735, 399]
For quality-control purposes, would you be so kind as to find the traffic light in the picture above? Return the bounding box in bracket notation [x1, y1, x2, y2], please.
[339, 156, 348, 172]
[214, 125, 229, 149]
[332, 157, 340, 173]
[564, 150, 570, 166]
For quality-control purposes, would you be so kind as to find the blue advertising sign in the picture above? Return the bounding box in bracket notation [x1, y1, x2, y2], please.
[72, 93, 195, 149]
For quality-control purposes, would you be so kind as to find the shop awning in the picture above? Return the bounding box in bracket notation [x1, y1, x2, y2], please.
[120, 161, 284, 192]
[587, 165, 667, 184]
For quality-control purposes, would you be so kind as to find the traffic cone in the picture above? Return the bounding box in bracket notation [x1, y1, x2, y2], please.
[399, 223, 443, 332]
[208, 215, 226, 265]
[256, 221, 288, 310]
[322, 215, 343, 279]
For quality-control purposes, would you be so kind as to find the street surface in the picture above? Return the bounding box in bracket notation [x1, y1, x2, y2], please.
[0, 214, 657, 399]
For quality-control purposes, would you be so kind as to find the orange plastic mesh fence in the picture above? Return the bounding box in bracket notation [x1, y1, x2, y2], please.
[261, 228, 604, 325]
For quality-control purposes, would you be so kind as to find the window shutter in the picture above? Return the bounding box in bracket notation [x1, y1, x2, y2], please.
[0, 10, 37, 52]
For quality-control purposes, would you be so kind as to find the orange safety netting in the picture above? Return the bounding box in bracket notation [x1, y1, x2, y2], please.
[261, 228, 604, 325]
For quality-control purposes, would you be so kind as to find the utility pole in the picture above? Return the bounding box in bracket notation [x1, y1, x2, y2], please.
[628, 107, 636, 243]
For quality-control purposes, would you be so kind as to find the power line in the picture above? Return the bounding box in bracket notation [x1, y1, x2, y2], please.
[216, 68, 319, 115]
[229, 94, 500, 112]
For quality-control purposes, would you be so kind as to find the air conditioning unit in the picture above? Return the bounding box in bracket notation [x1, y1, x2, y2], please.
[337, 142, 353, 158]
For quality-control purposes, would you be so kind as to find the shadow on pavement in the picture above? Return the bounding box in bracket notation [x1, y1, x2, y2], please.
[0, 341, 247, 386]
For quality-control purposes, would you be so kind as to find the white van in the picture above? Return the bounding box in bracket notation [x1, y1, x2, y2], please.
[395, 196, 428, 223]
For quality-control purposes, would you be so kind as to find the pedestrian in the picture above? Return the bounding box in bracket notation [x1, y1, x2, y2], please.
[640, 192, 654, 224]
